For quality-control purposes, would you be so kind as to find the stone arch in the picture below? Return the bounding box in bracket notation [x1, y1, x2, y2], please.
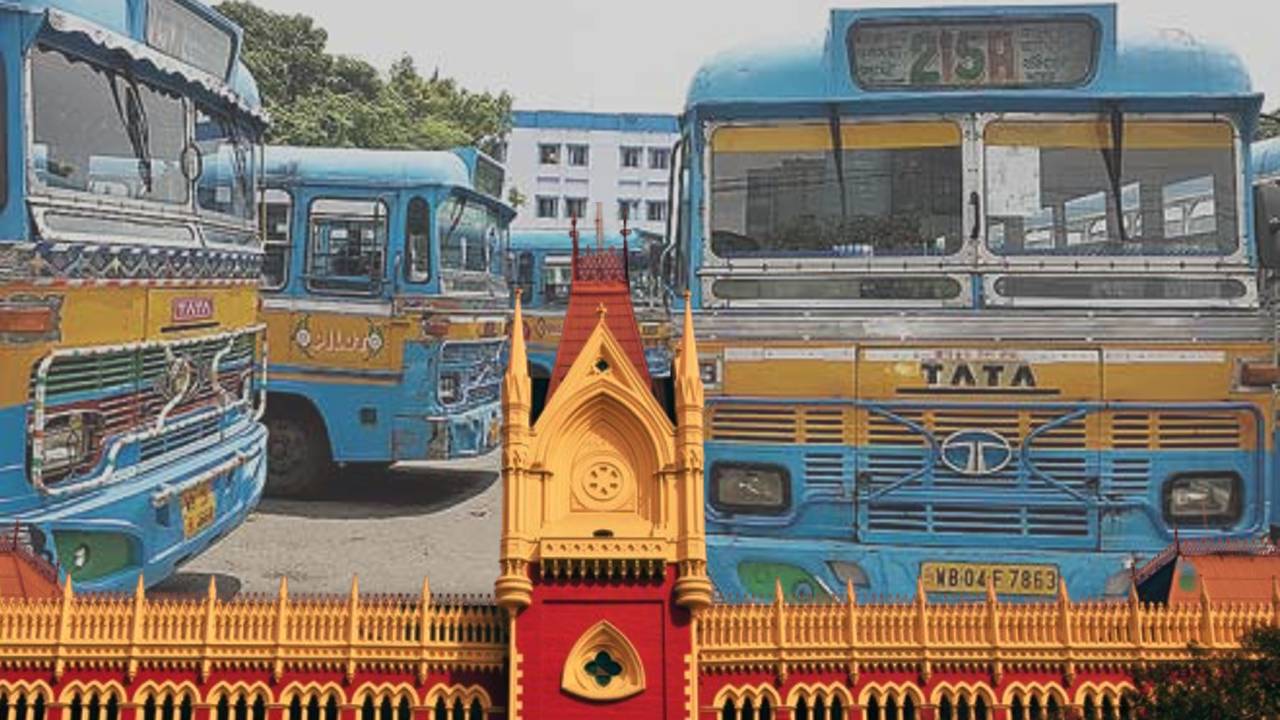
[278, 683, 343, 720]
[0, 680, 53, 720]
[58, 681, 126, 720]
[423, 686, 490, 720]
[1001, 682, 1069, 708]
[206, 683, 271, 720]
[58, 681, 126, 705]
[930, 682, 997, 707]
[1072, 681, 1132, 707]
[351, 684, 416, 720]
[131, 681, 199, 705]
[713, 683, 783, 720]
[535, 388, 674, 539]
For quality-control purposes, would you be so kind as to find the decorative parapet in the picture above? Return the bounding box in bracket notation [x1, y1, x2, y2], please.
[0, 577, 507, 681]
[697, 581, 1280, 676]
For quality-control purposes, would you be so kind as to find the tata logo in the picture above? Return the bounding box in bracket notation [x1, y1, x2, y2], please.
[923, 361, 1036, 388]
[171, 297, 214, 323]
[939, 430, 1014, 476]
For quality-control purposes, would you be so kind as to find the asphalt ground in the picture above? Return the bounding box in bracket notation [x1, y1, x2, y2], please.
[153, 453, 501, 600]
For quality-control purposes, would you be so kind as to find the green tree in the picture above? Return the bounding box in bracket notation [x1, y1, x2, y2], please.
[1127, 625, 1280, 719]
[215, 2, 512, 152]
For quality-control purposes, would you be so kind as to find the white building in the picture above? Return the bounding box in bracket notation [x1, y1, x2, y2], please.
[502, 110, 680, 235]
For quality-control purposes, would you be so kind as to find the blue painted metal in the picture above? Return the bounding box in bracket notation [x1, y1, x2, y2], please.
[262, 144, 514, 465]
[0, 0, 267, 592]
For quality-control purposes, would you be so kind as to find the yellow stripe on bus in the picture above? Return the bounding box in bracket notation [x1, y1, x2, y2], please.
[985, 120, 1234, 149]
[712, 122, 962, 153]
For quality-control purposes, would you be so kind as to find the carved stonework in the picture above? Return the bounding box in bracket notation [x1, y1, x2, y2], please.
[560, 621, 646, 702]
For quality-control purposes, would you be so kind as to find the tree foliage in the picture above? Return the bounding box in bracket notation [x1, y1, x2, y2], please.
[1127, 625, 1280, 720]
[216, 2, 511, 154]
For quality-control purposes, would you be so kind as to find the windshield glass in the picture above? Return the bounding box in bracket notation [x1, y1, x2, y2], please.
[984, 119, 1238, 256]
[195, 107, 256, 222]
[31, 46, 187, 205]
[438, 193, 505, 274]
[709, 122, 963, 259]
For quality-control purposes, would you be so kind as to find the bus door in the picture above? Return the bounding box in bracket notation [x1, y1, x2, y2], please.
[289, 193, 398, 373]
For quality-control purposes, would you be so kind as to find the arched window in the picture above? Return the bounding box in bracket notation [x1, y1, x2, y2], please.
[434, 698, 448, 720]
[759, 698, 773, 720]
[468, 699, 483, 720]
[1101, 697, 1116, 720]
[958, 697, 971, 720]
[796, 698, 810, 720]
[975, 696, 989, 720]
[831, 697, 844, 720]
[940, 697, 954, 720]
[1011, 697, 1026, 720]
[866, 697, 880, 720]
[1083, 697, 1097, 720]
[722, 699, 735, 720]
[1029, 695, 1043, 720]
[903, 695, 917, 720]
[741, 698, 756, 720]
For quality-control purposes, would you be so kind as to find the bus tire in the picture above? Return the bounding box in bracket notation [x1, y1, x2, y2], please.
[265, 413, 332, 498]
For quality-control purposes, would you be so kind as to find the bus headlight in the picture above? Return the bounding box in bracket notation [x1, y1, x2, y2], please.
[438, 374, 461, 404]
[1164, 472, 1241, 526]
[52, 530, 137, 583]
[711, 462, 789, 514]
[40, 411, 103, 481]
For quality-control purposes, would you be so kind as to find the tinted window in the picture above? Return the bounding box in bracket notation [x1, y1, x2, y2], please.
[0, 60, 6, 210]
[406, 196, 431, 282]
[31, 46, 187, 205]
[710, 123, 963, 259]
[307, 198, 388, 294]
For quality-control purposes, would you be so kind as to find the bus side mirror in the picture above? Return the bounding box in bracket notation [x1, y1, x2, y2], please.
[1257, 182, 1280, 269]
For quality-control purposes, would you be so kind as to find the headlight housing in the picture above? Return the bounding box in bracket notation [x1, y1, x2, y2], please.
[39, 411, 103, 483]
[1163, 472, 1241, 527]
[438, 373, 461, 404]
[710, 462, 789, 514]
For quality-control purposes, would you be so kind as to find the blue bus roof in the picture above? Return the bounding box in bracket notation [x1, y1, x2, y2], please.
[263, 146, 474, 189]
[513, 111, 678, 133]
[509, 230, 645, 252]
[1256, 138, 1280, 181]
[685, 4, 1258, 114]
[8, 0, 263, 120]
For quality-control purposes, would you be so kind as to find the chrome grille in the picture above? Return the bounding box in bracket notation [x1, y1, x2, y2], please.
[866, 501, 1090, 538]
[708, 405, 849, 444]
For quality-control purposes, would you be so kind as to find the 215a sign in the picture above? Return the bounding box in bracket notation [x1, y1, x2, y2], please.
[850, 18, 1098, 90]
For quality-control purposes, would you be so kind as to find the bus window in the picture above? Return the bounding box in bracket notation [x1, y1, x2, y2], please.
[31, 46, 187, 206]
[709, 122, 963, 259]
[438, 195, 496, 273]
[513, 251, 535, 300]
[985, 119, 1236, 256]
[195, 107, 257, 231]
[261, 189, 291, 290]
[0, 60, 6, 210]
[542, 260, 572, 306]
[406, 196, 431, 282]
[306, 198, 388, 294]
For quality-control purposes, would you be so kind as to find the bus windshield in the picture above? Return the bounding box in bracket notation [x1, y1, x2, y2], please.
[984, 119, 1238, 256]
[709, 122, 963, 259]
[195, 107, 257, 222]
[31, 45, 187, 204]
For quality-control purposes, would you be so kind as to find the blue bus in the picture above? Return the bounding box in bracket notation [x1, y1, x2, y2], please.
[671, 3, 1277, 601]
[259, 146, 514, 495]
[508, 228, 671, 407]
[0, 0, 268, 589]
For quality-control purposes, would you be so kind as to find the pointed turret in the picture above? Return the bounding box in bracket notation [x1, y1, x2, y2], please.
[675, 292, 703, 411]
[503, 290, 531, 424]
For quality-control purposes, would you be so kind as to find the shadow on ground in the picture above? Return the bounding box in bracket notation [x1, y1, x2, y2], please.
[151, 572, 242, 600]
[257, 462, 499, 520]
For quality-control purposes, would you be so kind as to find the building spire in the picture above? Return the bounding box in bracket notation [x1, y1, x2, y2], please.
[675, 292, 703, 410]
[510, 289, 528, 375]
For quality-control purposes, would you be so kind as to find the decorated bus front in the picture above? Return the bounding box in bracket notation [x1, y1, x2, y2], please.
[0, 0, 268, 590]
[260, 146, 513, 496]
[674, 4, 1275, 600]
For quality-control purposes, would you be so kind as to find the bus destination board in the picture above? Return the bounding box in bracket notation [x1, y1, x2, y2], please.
[850, 18, 1098, 90]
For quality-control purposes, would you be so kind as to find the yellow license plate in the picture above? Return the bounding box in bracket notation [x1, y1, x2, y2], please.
[180, 480, 217, 539]
[920, 562, 1059, 595]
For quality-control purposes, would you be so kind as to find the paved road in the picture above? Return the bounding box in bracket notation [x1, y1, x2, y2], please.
[154, 453, 501, 599]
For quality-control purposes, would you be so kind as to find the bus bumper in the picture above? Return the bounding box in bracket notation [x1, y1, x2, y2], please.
[424, 403, 503, 460]
[25, 421, 267, 593]
[706, 535, 1151, 602]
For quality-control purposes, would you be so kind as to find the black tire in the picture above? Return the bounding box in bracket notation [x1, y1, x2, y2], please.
[265, 412, 332, 498]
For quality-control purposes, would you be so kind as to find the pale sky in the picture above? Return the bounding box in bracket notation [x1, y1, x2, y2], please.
[250, 0, 1279, 114]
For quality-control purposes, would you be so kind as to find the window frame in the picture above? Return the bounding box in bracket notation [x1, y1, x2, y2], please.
[405, 194, 432, 283]
[538, 143, 561, 165]
[620, 146, 642, 169]
[303, 195, 391, 296]
[260, 187, 292, 292]
[645, 199, 667, 222]
[979, 113, 1243, 263]
[564, 196, 587, 220]
[648, 146, 671, 170]
[566, 143, 589, 167]
[535, 195, 559, 219]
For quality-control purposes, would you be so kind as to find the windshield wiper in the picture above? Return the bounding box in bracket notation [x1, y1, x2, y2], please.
[827, 105, 849, 223]
[1101, 105, 1129, 246]
[108, 72, 153, 193]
